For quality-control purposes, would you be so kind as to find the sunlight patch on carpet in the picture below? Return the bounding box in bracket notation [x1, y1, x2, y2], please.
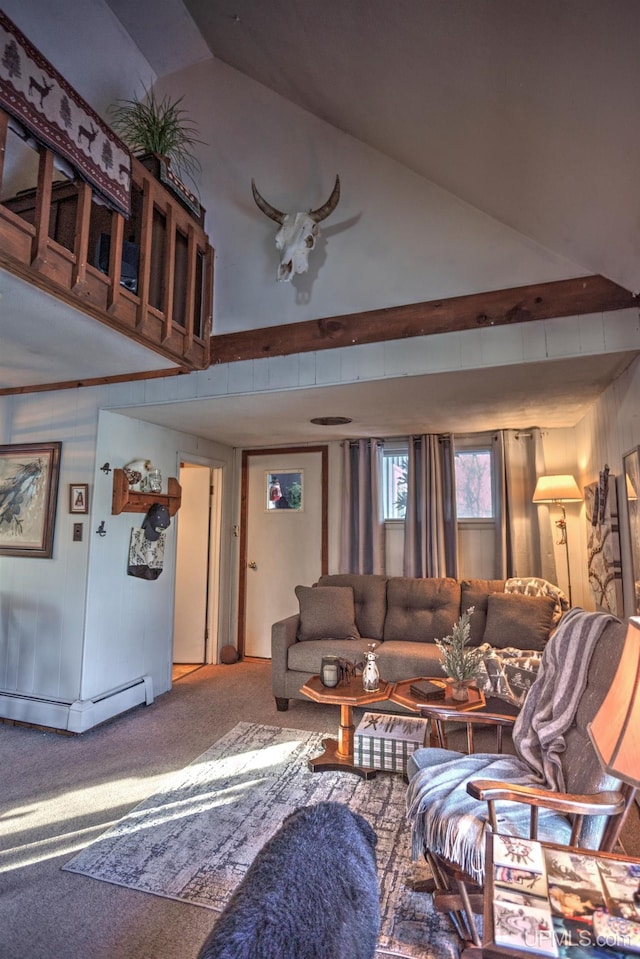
[63, 722, 458, 959]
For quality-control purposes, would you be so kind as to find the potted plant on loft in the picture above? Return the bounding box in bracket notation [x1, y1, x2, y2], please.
[108, 82, 205, 222]
[434, 606, 484, 701]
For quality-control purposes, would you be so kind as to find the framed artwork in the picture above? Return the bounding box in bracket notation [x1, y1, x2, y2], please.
[623, 446, 640, 615]
[0, 442, 61, 558]
[69, 483, 89, 514]
[265, 470, 304, 511]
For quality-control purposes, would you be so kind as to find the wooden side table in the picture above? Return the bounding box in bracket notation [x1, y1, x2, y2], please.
[300, 675, 392, 779]
[389, 677, 486, 747]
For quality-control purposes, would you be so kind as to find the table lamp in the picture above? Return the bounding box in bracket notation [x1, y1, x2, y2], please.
[532, 474, 582, 605]
[588, 616, 640, 849]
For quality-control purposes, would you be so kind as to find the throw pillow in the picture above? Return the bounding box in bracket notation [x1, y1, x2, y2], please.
[482, 592, 556, 651]
[504, 576, 569, 626]
[460, 579, 506, 646]
[295, 585, 361, 642]
[474, 643, 542, 707]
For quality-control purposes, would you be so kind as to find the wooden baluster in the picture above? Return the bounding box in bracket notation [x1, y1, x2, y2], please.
[135, 173, 154, 331]
[202, 244, 214, 366]
[161, 202, 175, 344]
[31, 147, 53, 269]
[0, 109, 8, 195]
[106, 209, 124, 312]
[71, 181, 92, 290]
[183, 223, 196, 354]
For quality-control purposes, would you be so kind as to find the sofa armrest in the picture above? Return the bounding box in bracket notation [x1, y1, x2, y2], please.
[271, 614, 300, 698]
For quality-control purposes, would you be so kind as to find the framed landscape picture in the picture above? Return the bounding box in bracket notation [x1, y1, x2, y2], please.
[0, 442, 61, 558]
[623, 446, 640, 615]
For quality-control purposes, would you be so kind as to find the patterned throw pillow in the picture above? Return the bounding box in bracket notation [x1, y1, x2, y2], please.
[475, 644, 542, 707]
[504, 576, 569, 625]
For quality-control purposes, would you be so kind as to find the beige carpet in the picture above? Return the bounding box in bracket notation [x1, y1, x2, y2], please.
[63, 722, 458, 959]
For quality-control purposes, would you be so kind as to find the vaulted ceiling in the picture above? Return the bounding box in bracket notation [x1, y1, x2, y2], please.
[3, 0, 640, 443]
[114, 0, 640, 296]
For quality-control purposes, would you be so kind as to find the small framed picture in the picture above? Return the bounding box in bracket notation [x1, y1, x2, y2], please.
[69, 483, 89, 514]
[265, 470, 303, 511]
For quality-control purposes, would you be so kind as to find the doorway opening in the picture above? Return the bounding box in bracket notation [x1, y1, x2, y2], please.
[173, 459, 223, 675]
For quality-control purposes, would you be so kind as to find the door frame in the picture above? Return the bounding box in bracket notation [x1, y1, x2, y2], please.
[174, 452, 225, 668]
[238, 445, 329, 658]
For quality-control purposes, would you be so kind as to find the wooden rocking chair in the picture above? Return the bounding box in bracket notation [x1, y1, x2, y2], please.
[406, 610, 634, 956]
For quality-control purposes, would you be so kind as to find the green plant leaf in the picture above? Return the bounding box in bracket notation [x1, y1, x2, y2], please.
[108, 82, 205, 190]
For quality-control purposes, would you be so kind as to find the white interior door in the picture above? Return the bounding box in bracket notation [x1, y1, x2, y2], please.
[244, 450, 324, 658]
[173, 463, 210, 663]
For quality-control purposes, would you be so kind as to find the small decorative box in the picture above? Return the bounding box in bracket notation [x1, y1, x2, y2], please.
[354, 712, 429, 773]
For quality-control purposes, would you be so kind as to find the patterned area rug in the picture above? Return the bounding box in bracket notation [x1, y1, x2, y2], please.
[63, 722, 459, 959]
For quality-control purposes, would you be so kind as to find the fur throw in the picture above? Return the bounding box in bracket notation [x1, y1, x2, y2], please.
[197, 801, 380, 959]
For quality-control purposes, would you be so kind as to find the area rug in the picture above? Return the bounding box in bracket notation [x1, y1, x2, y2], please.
[63, 722, 459, 959]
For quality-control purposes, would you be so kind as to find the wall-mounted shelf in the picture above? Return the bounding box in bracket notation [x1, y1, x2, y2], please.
[111, 468, 182, 516]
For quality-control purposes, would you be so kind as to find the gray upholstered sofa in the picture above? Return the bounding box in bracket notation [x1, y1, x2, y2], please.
[271, 573, 564, 711]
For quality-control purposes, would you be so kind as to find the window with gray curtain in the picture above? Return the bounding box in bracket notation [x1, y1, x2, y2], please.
[493, 428, 557, 581]
[403, 434, 458, 578]
[339, 438, 385, 574]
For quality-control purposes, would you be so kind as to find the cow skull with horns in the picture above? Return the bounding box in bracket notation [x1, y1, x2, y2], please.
[251, 175, 341, 282]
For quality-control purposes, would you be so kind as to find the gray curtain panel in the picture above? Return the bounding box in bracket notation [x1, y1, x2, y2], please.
[339, 438, 385, 574]
[403, 434, 458, 578]
[493, 428, 557, 582]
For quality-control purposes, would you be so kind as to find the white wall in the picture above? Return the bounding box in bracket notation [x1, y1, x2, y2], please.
[0, 388, 234, 727]
[574, 354, 640, 616]
[83, 411, 234, 701]
[532, 354, 640, 616]
[154, 57, 586, 336]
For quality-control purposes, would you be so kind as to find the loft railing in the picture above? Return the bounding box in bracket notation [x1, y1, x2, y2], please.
[0, 108, 213, 372]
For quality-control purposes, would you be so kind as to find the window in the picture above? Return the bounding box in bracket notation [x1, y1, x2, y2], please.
[382, 442, 495, 521]
[454, 449, 494, 519]
[383, 449, 408, 519]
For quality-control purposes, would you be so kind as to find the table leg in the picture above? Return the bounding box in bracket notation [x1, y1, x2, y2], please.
[337, 703, 354, 757]
[307, 702, 377, 779]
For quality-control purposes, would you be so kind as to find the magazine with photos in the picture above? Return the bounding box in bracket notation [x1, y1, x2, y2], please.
[490, 836, 640, 957]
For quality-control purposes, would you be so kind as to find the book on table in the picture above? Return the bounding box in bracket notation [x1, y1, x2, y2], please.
[409, 679, 447, 701]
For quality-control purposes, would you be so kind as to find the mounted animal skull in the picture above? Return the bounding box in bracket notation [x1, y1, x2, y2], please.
[251, 175, 341, 281]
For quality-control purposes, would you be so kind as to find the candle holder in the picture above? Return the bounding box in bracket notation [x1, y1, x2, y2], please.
[320, 655, 340, 688]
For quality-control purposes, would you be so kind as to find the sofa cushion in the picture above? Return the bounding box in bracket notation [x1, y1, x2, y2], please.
[375, 640, 444, 682]
[504, 576, 569, 626]
[317, 574, 388, 640]
[460, 579, 505, 646]
[384, 577, 461, 643]
[289, 638, 373, 674]
[295, 585, 360, 641]
[482, 592, 556, 651]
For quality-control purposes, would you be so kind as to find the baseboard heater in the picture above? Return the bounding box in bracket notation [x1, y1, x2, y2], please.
[0, 675, 154, 734]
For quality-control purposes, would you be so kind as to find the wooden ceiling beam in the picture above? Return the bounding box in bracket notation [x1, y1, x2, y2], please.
[209, 274, 637, 365]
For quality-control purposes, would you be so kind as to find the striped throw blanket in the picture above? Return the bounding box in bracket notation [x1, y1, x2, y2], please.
[406, 608, 617, 884]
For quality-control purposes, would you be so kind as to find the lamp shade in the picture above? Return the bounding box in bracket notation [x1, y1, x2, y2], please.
[532, 474, 582, 503]
[588, 617, 640, 788]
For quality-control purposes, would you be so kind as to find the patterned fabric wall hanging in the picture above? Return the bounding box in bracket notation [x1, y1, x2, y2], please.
[585, 465, 623, 615]
[0, 10, 131, 216]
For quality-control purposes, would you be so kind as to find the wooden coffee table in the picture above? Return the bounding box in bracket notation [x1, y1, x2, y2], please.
[390, 677, 486, 747]
[300, 674, 392, 779]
